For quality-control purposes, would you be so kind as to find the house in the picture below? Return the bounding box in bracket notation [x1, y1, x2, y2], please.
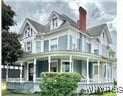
[6, 7, 116, 93]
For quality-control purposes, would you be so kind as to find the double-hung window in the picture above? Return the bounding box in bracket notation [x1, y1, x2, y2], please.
[50, 38, 57, 51]
[94, 44, 99, 54]
[27, 41, 32, 52]
[52, 17, 58, 29]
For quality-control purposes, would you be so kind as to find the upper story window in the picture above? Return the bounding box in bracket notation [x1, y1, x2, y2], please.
[36, 41, 41, 52]
[50, 38, 57, 51]
[24, 25, 33, 38]
[52, 17, 58, 29]
[26, 41, 32, 52]
[86, 43, 91, 53]
[94, 44, 99, 54]
[103, 32, 105, 39]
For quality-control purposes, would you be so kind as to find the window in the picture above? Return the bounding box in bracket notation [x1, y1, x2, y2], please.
[103, 32, 105, 39]
[50, 38, 57, 51]
[62, 62, 70, 72]
[94, 44, 99, 54]
[86, 43, 91, 53]
[51, 45, 57, 51]
[27, 41, 32, 52]
[36, 41, 41, 52]
[72, 37, 78, 50]
[52, 17, 57, 29]
[93, 64, 98, 75]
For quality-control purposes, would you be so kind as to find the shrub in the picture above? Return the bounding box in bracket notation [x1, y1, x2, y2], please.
[39, 72, 81, 96]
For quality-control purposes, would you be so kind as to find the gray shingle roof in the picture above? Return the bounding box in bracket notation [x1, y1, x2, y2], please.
[86, 24, 107, 37]
[27, 18, 46, 33]
[27, 12, 107, 37]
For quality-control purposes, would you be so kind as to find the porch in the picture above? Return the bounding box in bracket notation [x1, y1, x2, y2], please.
[6, 50, 115, 93]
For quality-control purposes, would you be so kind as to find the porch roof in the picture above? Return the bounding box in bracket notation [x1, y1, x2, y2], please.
[18, 50, 114, 63]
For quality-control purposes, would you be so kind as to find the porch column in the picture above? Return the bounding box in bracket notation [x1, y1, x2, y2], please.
[60, 60, 62, 72]
[20, 62, 23, 82]
[48, 56, 51, 72]
[97, 61, 100, 83]
[86, 58, 89, 84]
[69, 55, 73, 72]
[33, 58, 36, 83]
[105, 62, 108, 82]
[26, 63, 29, 81]
[6, 64, 8, 82]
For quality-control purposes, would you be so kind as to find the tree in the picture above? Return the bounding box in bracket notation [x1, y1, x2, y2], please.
[2, 1, 23, 64]
[2, 31, 23, 64]
[2, 1, 16, 31]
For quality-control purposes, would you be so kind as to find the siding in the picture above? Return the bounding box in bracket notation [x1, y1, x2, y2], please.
[58, 35, 68, 50]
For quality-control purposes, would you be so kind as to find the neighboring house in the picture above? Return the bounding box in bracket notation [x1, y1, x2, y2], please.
[6, 7, 116, 93]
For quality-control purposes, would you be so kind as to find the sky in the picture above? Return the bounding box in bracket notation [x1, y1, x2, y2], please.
[4, 0, 117, 50]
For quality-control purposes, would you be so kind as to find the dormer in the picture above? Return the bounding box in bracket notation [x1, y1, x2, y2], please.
[49, 11, 64, 30]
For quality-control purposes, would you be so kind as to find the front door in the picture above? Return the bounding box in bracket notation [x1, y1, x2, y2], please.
[29, 63, 33, 81]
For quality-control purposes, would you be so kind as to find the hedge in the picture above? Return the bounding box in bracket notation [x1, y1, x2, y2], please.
[39, 72, 81, 96]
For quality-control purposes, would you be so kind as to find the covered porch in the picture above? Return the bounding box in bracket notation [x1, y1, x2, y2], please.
[6, 51, 115, 93]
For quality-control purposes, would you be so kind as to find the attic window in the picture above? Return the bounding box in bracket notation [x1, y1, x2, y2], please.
[52, 17, 58, 29]
[103, 32, 105, 38]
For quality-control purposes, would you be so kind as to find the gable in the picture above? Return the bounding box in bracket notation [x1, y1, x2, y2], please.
[19, 18, 38, 35]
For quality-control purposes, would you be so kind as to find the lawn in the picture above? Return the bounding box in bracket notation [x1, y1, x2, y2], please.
[2, 90, 117, 96]
[2, 90, 40, 96]
[101, 92, 117, 96]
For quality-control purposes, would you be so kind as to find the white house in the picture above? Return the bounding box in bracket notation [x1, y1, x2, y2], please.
[6, 7, 116, 93]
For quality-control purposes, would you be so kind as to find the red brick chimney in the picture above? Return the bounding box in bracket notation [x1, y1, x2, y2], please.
[77, 7, 87, 32]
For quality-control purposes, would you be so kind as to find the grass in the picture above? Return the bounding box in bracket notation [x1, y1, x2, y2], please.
[2, 90, 40, 96]
[2, 90, 117, 96]
[101, 92, 117, 96]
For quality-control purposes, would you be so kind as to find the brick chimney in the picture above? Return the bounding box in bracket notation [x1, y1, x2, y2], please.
[77, 7, 87, 32]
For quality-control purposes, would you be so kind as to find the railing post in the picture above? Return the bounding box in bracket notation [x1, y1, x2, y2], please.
[48, 56, 51, 72]
[87, 58, 89, 84]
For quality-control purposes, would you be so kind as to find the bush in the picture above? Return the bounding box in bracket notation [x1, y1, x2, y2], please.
[39, 72, 81, 96]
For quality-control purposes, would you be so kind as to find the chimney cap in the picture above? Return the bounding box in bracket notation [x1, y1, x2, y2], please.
[79, 6, 87, 15]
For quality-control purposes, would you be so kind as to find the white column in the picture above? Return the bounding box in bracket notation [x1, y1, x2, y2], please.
[60, 60, 62, 72]
[33, 58, 36, 83]
[105, 62, 108, 82]
[26, 63, 29, 81]
[48, 56, 51, 72]
[86, 58, 89, 84]
[20, 62, 23, 82]
[69, 56, 72, 72]
[97, 61, 100, 83]
[6, 64, 8, 82]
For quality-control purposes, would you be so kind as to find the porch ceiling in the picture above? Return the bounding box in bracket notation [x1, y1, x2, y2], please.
[18, 50, 111, 63]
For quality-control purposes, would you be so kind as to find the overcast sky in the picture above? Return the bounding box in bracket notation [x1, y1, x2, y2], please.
[4, 0, 117, 50]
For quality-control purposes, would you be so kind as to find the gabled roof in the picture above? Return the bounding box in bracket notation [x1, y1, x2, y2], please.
[86, 24, 107, 37]
[48, 11, 77, 29]
[27, 18, 46, 33]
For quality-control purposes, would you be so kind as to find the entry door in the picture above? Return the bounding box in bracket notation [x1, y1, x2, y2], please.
[29, 63, 33, 81]
[93, 64, 98, 79]
[50, 61, 58, 72]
